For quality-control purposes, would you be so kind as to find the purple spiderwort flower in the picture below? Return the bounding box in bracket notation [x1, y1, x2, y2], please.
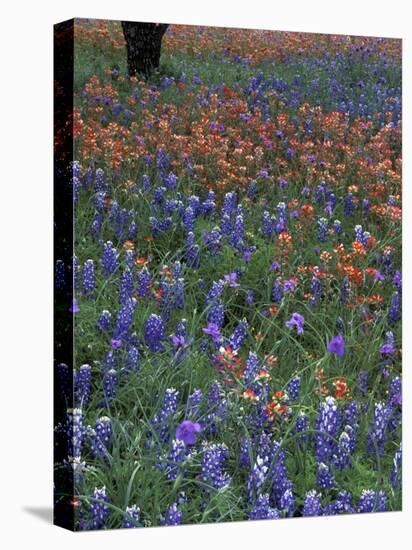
[285, 312, 305, 334]
[242, 248, 253, 263]
[111, 338, 122, 349]
[175, 420, 202, 445]
[374, 270, 385, 282]
[284, 279, 297, 293]
[380, 343, 395, 355]
[327, 335, 345, 357]
[224, 272, 240, 288]
[202, 322, 222, 344]
[69, 298, 80, 313]
[172, 335, 186, 349]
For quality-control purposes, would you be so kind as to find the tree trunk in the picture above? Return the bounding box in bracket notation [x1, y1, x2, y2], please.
[121, 22, 169, 78]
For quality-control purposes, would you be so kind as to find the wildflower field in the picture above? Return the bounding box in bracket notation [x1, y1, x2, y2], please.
[55, 19, 402, 529]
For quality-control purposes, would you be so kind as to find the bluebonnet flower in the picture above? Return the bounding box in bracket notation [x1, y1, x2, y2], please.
[89, 487, 110, 529]
[205, 382, 228, 435]
[247, 455, 269, 501]
[207, 299, 225, 329]
[229, 214, 245, 251]
[302, 490, 322, 517]
[227, 319, 248, 350]
[201, 190, 216, 216]
[240, 437, 252, 469]
[150, 215, 172, 236]
[285, 312, 305, 334]
[261, 211, 276, 238]
[125, 346, 140, 373]
[243, 352, 261, 387]
[293, 411, 310, 444]
[137, 267, 151, 297]
[162, 502, 183, 526]
[221, 213, 232, 236]
[309, 274, 322, 306]
[392, 270, 402, 292]
[142, 174, 151, 192]
[315, 396, 340, 463]
[389, 443, 402, 489]
[357, 489, 378, 513]
[332, 491, 354, 515]
[357, 370, 368, 395]
[97, 310, 112, 332]
[203, 226, 222, 255]
[66, 408, 87, 458]
[223, 191, 237, 214]
[186, 238, 200, 268]
[183, 206, 195, 233]
[123, 505, 142, 528]
[93, 191, 106, 211]
[389, 376, 402, 406]
[113, 297, 136, 341]
[152, 185, 167, 206]
[279, 488, 295, 517]
[332, 219, 342, 234]
[175, 420, 201, 445]
[103, 369, 118, 403]
[376, 490, 388, 512]
[287, 376, 301, 401]
[343, 400, 358, 431]
[340, 277, 351, 305]
[206, 280, 225, 304]
[90, 416, 112, 461]
[151, 388, 179, 443]
[164, 439, 188, 480]
[272, 278, 284, 304]
[327, 335, 345, 357]
[170, 268, 184, 292]
[75, 364, 92, 406]
[94, 168, 107, 193]
[187, 389, 203, 419]
[164, 171, 178, 190]
[173, 278, 185, 309]
[317, 217, 329, 241]
[200, 443, 231, 490]
[381, 248, 394, 276]
[101, 241, 119, 276]
[362, 198, 370, 216]
[388, 292, 401, 325]
[246, 289, 255, 305]
[367, 402, 391, 456]
[125, 249, 135, 269]
[103, 350, 117, 370]
[249, 494, 279, 520]
[269, 441, 293, 505]
[119, 268, 134, 303]
[343, 193, 355, 217]
[246, 180, 257, 201]
[144, 314, 165, 352]
[316, 462, 335, 490]
[127, 219, 138, 239]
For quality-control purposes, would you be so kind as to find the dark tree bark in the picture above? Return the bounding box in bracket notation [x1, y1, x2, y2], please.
[121, 21, 169, 78]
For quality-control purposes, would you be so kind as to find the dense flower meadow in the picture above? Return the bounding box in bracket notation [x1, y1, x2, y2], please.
[54, 20, 402, 529]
